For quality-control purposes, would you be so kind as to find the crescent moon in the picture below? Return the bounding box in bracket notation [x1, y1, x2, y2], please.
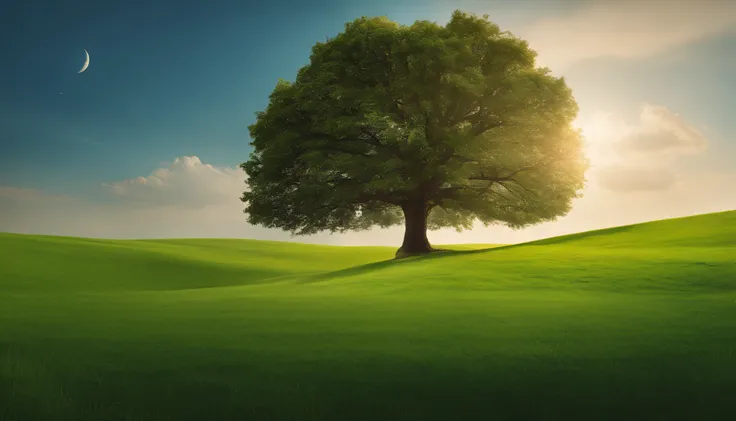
[78, 49, 90, 73]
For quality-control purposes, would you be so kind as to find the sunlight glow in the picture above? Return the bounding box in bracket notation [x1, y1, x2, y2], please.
[573, 114, 621, 168]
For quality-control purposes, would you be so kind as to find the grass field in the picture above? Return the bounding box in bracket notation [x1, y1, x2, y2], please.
[1, 211, 735, 421]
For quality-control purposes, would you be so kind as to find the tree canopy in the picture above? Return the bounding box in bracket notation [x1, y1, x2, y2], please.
[241, 10, 588, 256]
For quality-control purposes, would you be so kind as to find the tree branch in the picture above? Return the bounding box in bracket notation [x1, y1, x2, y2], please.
[469, 159, 552, 183]
[301, 144, 375, 159]
[503, 179, 539, 198]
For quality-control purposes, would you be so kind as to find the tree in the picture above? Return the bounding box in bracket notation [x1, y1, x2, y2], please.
[241, 10, 588, 257]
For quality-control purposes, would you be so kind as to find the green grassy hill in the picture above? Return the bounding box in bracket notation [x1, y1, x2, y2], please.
[1, 211, 735, 421]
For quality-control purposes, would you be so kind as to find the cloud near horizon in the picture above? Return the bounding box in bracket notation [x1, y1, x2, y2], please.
[106, 156, 244, 209]
[580, 104, 709, 193]
[520, 0, 736, 70]
[615, 105, 707, 157]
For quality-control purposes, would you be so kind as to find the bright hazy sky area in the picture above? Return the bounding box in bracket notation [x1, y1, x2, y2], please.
[1, 0, 734, 245]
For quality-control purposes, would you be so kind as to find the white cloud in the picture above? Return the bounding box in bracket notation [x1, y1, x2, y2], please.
[615, 105, 707, 157]
[105, 156, 245, 209]
[520, 0, 736, 70]
[577, 104, 709, 192]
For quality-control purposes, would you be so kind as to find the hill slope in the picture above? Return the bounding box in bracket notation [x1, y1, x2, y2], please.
[0, 211, 735, 421]
[0, 234, 395, 292]
[312, 210, 736, 294]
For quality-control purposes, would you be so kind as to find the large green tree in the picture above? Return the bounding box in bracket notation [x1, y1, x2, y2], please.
[241, 11, 587, 256]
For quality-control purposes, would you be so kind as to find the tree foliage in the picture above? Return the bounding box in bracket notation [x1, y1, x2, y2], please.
[241, 11, 588, 254]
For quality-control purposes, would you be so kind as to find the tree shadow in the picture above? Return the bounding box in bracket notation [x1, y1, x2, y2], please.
[300, 224, 640, 284]
[299, 245, 516, 284]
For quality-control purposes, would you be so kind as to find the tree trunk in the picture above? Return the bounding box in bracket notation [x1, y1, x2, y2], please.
[396, 200, 433, 257]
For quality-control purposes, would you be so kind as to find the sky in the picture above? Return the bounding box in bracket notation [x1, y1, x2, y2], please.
[1, 0, 734, 246]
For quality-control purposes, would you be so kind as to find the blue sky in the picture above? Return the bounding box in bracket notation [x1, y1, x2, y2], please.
[0, 0, 571, 193]
[1, 0, 734, 244]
